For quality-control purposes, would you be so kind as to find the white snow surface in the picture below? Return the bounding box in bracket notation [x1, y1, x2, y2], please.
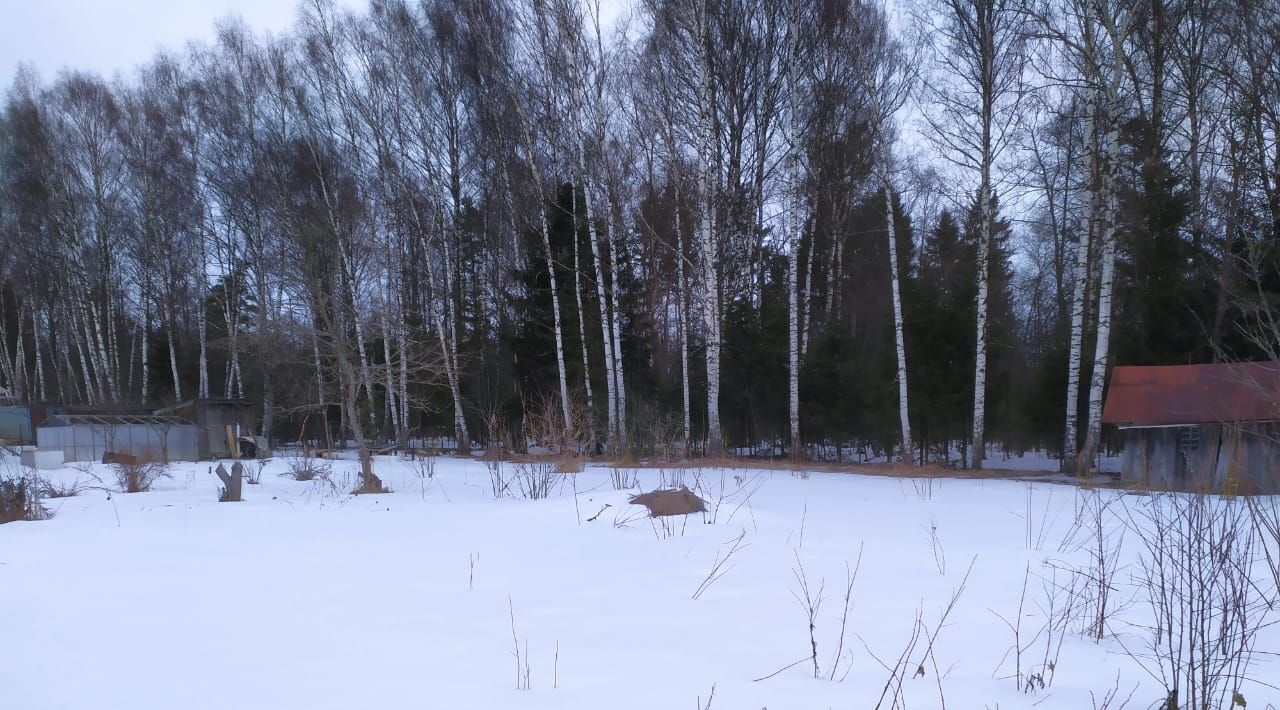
[2, 454, 1277, 709]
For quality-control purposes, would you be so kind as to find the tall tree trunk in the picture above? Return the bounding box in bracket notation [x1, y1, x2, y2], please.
[788, 242, 802, 460]
[570, 183, 596, 429]
[608, 206, 628, 448]
[577, 140, 618, 451]
[1063, 93, 1097, 472]
[197, 286, 209, 399]
[31, 308, 45, 402]
[1078, 91, 1122, 475]
[697, 9, 722, 458]
[672, 180, 693, 458]
[540, 205, 573, 449]
[885, 179, 913, 464]
[166, 302, 182, 403]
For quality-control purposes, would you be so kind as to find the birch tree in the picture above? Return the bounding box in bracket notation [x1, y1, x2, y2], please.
[918, 0, 1028, 469]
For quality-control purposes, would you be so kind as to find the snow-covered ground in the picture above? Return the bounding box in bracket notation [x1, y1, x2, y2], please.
[2, 454, 1276, 709]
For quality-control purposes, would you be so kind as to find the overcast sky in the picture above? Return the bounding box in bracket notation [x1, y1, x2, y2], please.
[0, 0, 363, 87]
[0, 0, 633, 89]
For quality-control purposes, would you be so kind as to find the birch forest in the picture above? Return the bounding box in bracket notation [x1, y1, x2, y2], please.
[1, 0, 1278, 471]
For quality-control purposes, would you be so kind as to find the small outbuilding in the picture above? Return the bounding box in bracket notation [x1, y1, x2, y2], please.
[153, 398, 259, 460]
[33, 398, 260, 464]
[1102, 362, 1280, 493]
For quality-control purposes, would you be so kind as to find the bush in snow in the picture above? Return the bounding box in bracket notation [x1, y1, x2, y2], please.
[39, 477, 81, 498]
[0, 470, 49, 523]
[113, 459, 170, 493]
[284, 456, 331, 482]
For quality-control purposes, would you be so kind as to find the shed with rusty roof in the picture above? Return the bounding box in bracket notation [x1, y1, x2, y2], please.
[1101, 362, 1280, 492]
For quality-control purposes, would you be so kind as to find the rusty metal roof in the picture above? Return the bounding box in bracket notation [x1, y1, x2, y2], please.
[1102, 362, 1280, 427]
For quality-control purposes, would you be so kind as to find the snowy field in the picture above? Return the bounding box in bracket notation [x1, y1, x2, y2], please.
[3, 454, 1278, 709]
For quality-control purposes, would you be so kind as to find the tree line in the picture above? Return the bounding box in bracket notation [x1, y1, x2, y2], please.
[1, 0, 1277, 484]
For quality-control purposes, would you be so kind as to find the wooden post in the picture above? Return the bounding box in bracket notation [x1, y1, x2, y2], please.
[226, 424, 240, 459]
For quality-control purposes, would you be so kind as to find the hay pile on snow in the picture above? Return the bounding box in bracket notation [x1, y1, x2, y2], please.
[628, 486, 706, 517]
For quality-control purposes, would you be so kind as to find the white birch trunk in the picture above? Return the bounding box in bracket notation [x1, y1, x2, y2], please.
[71, 304, 98, 405]
[608, 207, 628, 447]
[1078, 11, 1128, 475]
[1062, 92, 1097, 471]
[697, 8, 722, 458]
[442, 237, 469, 454]
[1078, 102, 1122, 473]
[540, 208, 573, 447]
[676, 210, 692, 458]
[420, 232, 470, 455]
[197, 266, 209, 400]
[577, 138, 618, 450]
[31, 307, 45, 402]
[570, 183, 596, 423]
[885, 178, 914, 464]
[398, 312, 410, 442]
[800, 220, 816, 358]
[380, 300, 399, 444]
[312, 330, 326, 406]
[166, 303, 182, 403]
[141, 306, 150, 402]
[86, 301, 110, 403]
[972, 175, 992, 469]
[1, 301, 16, 400]
[788, 243, 802, 459]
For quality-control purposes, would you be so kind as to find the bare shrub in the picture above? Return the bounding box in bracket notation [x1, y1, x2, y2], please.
[283, 455, 331, 482]
[658, 467, 687, 489]
[509, 596, 532, 690]
[513, 460, 560, 500]
[1123, 493, 1275, 709]
[993, 563, 1076, 694]
[1247, 495, 1280, 592]
[648, 510, 689, 539]
[792, 552, 826, 679]
[1090, 671, 1137, 710]
[113, 459, 170, 493]
[245, 460, 267, 485]
[1, 469, 49, 523]
[610, 466, 638, 490]
[1053, 489, 1127, 641]
[691, 529, 750, 600]
[411, 455, 437, 499]
[691, 470, 763, 526]
[487, 459, 512, 498]
[761, 547, 863, 683]
[625, 399, 684, 460]
[861, 558, 975, 709]
[39, 476, 81, 498]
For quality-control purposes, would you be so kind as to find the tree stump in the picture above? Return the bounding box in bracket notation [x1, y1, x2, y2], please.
[215, 462, 243, 502]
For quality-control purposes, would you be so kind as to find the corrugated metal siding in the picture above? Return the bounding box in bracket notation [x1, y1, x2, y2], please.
[37, 424, 200, 463]
[1102, 362, 1280, 426]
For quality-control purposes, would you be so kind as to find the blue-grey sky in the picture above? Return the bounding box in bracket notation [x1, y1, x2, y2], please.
[0, 0, 629, 88]
[0, 0, 362, 87]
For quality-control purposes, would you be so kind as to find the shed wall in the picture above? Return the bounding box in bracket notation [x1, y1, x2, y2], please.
[0, 405, 32, 442]
[1120, 423, 1280, 493]
[37, 424, 199, 463]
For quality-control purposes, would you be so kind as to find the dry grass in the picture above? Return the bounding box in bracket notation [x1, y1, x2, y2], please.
[1, 473, 49, 523]
[39, 477, 81, 498]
